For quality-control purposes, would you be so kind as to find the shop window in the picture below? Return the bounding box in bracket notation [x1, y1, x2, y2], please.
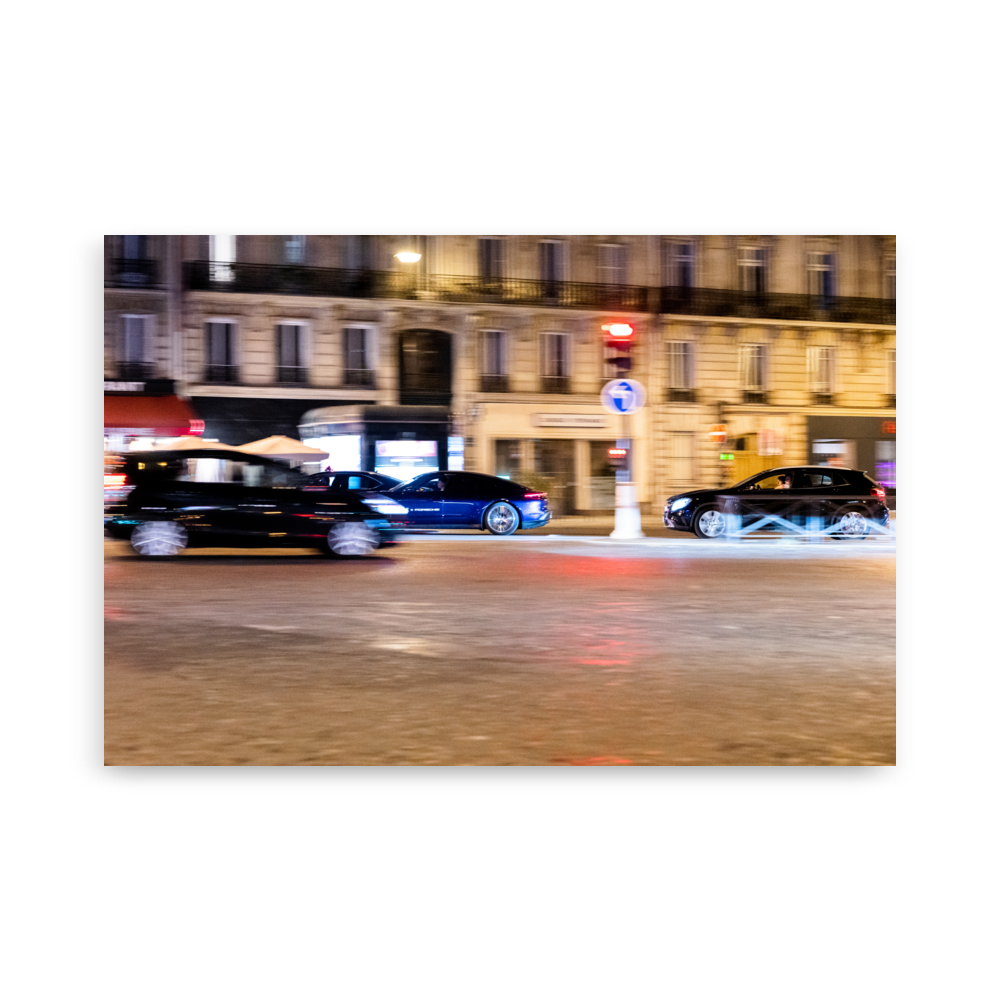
[494, 440, 522, 479]
[284, 236, 306, 264]
[668, 431, 695, 484]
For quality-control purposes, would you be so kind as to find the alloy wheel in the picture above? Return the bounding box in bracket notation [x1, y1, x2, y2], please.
[131, 520, 188, 557]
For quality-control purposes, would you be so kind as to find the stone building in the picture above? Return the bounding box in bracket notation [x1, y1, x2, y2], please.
[104, 235, 896, 511]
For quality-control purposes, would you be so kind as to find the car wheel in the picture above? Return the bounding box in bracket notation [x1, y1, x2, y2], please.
[484, 501, 520, 536]
[324, 520, 379, 557]
[130, 520, 188, 557]
[692, 506, 727, 539]
[830, 507, 871, 540]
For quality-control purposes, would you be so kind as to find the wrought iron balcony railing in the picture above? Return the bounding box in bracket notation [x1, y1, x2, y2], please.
[667, 388, 697, 403]
[480, 375, 509, 393]
[541, 375, 573, 394]
[276, 366, 308, 385]
[107, 258, 160, 288]
[204, 364, 240, 384]
[743, 390, 770, 404]
[659, 286, 895, 325]
[343, 368, 376, 388]
[181, 263, 895, 325]
[183, 261, 652, 311]
[117, 361, 157, 380]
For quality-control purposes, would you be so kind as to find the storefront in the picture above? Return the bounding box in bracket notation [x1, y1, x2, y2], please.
[807, 415, 896, 487]
[298, 405, 453, 480]
[472, 405, 647, 516]
[104, 379, 203, 452]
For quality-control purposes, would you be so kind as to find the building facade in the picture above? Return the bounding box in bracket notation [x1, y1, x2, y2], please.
[104, 235, 896, 512]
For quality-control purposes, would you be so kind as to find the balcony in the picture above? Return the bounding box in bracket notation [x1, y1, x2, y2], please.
[276, 366, 308, 386]
[343, 368, 376, 388]
[667, 388, 697, 403]
[480, 375, 509, 393]
[541, 376, 572, 394]
[659, 286, 896, 325]
[886, 393, 896, 408]
[204, 364, 240, 384]
[743, 390, 769, 404]
[117, 361, 157, 380]
[183, 261, 652, 311]
[107, 258, 160, 288]
[812, 392, 836, 405]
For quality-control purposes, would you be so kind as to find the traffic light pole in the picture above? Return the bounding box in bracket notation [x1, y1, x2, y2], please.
[610, 411, 644, 540]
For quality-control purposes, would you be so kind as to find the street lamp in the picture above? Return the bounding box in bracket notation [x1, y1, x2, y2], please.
[394, 247, 422, 295]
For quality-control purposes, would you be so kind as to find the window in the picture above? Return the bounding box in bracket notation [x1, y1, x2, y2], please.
[667, 431, 695, 484]
[478, 238, 504, 280]
[120, 314, 153, 378]
[885, 254, 896, 300]
[209, 235, 235, 282]
[663, 242, 695, 288]
[807, 252, 836, 303]
[539, 240, 566, 284]
[205, 321, 237, 382]
[886, 348, 896, 399]
[276, 323, 307, 383]
[809, 346, 836, 396]
[481, 330, 508, 391]
[597, 244, 627, 284]
[343, 326, 375, 387]
[345, 235, 375, 270]
[122, 236, 148, 260]
[667, 342, 694, 389]
[738, 246, 766, 294]
[541, 332, 569, 378]
[739, 344, 767, 391]
[284, 236, 306, 264]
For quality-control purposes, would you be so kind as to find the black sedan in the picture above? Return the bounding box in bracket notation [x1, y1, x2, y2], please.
[382, 471, 551, 534]
[104, 449, 398, 557]
[663, 466, 891, 539]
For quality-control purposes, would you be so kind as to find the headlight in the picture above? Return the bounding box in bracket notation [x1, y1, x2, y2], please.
[670, 498, 692, 512]
[363, 500, 408, 515]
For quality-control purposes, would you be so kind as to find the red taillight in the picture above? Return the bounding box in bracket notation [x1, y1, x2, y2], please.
[870, 487, 885, 498]
[523, 493, 547, 499]
[104, 475, 127, 488]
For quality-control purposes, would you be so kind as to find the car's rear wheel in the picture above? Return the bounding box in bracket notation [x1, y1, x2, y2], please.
[131, 520, 188, 557]
[323, 520, 379, 557]
[830, 507, 871, 540]
[692, 506, 727, 539]
[484, 501, 520, 536]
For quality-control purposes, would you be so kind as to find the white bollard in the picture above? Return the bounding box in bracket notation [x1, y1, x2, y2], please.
[610, 482, 645, 539]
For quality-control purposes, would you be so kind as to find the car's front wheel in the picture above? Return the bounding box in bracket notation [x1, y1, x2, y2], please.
[692, 505, 727, 539]
[323, 520, 379, 557]
[484, 501, 520, 536]
[130, 520, 189, 557]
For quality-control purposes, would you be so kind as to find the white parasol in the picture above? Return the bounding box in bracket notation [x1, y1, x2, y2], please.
[238, 435, 330, 462]
[146, 436, 247, 452]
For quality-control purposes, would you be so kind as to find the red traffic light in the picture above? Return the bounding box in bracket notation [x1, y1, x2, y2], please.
[608, 446, 628, 470]
[602, 323, 634, 341]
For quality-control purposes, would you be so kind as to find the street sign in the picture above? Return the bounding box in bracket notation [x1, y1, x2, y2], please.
[600, 379, 646, 416]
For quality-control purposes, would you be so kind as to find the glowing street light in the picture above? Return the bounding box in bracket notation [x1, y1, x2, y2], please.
[395, 251, 421, 263]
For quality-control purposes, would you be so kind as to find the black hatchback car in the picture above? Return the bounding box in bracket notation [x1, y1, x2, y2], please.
[104, 449, 397, 557]
[663, 466, 890, 539]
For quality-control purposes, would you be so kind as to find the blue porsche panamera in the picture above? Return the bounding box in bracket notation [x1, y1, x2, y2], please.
[383, 471, 551, 534]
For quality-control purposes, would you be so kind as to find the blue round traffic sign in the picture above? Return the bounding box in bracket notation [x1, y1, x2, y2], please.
[600, 379, 646, 415]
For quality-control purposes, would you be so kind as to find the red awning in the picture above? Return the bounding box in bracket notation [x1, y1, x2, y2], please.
[104, 395, 202, 437]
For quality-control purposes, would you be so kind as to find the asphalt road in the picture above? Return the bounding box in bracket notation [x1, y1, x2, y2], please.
[105, 533, 895, 766]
